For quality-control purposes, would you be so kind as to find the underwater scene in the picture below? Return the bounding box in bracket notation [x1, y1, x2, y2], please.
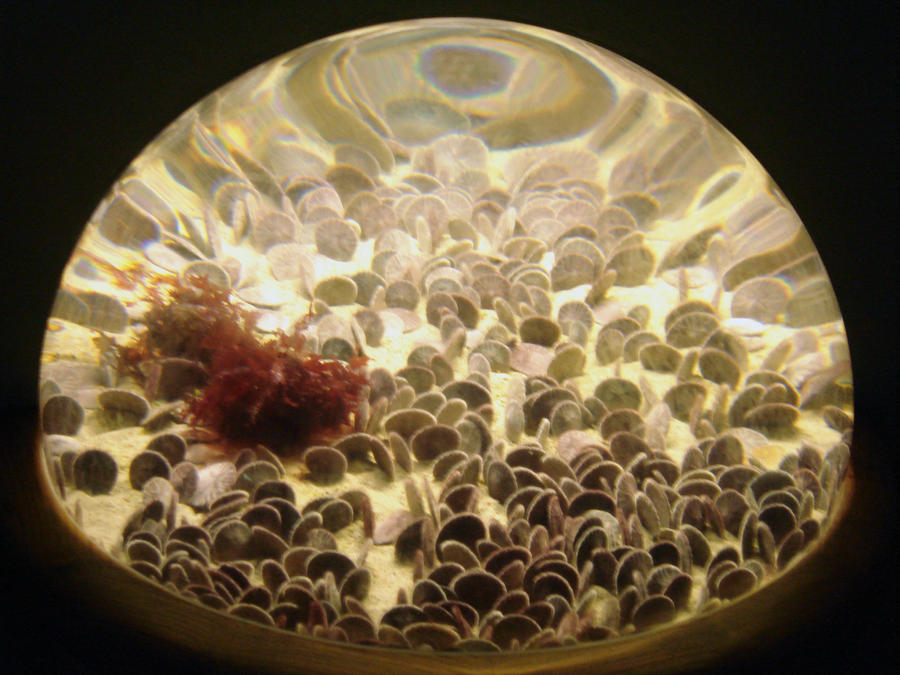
[38, 19, 853, 651]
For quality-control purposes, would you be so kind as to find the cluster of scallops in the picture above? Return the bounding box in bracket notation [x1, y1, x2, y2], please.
[40, 109, 852, 652]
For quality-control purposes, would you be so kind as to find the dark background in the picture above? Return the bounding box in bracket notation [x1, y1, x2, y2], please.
[3, 2, 896, 673]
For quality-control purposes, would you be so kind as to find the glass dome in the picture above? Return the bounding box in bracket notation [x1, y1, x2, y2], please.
[38, 18, 853, 654]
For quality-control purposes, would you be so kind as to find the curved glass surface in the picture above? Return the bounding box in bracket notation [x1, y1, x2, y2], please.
[39, 18, 852, 650]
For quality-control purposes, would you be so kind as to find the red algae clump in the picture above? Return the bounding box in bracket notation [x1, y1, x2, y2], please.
[116, 274, 258, 379]
[117, 274, 369, 454]
[187, 329, 368, 453]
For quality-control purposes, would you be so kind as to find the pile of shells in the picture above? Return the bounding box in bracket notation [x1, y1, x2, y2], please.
[39, 20, 853, 654]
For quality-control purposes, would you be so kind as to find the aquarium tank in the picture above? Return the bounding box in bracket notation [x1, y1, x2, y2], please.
[38, 18, 853, 653]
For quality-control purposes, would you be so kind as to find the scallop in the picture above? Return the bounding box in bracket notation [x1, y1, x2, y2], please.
[250, 212, 296, 252]
[384, 408, 437, 439]
[632, 594, 676, 631]
[639, 343, 682, 373]
[548, 344, 587, 382]
[551, 253, 595, 291]
[180, 259, 230, 288]
[730, 277, 791, 323]
[594, 378, 642, 411]
[235, 461, 281, 494]
[354, 309, 385, 347]
[744, 403, 800, 432]
[471, 340, 512, 373]
[314, 276, 358, 306]
[558, 301, 593, 330]
[605, 245, 655, 286]
[623, 331, 660, 362]
[656, 224, 722, 273]
[41, 394, 84, 436]
[523, 387, 577, 435]
[450, 292, 481, 328]
[698, 348, 741, 388]
[98, 388, 150, 426]
[303, 446, 348, 484]
[129, 451, 171, 490]
[472, 274, 512, 310]
[73, 449, 119, 495]
[704, 329, 750, 372]
[319, 499, 355, 533]
[707, 434, 744, 466]
[549, 400, 584, 435]
[312, 217, 358, 261]
[663, 382, 708, 423]
[510, 343, 554, 376]
[410, 424, 462, 461]
[352, 270, 387, 307]
[97, 193, 162, 249]
[385, 280, 420, 310]
[396, 365, 435, 394]
[442, 380, 491, 410]
[666, 311, 720, 348]
[452, 569, 506, 615]
[519, 316, 561, 347]
[425, 292, 458, 327]
[716, 567, 756, 600]
[266, 242, 313, 284]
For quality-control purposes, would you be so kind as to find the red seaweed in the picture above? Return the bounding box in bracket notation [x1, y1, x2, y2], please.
[187, 330, 368, 453]
[116, 273, 368, 454]
[116, 274, 258, 380]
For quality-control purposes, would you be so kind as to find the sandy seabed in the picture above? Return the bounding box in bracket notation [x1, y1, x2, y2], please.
[40, 225, 847, 621]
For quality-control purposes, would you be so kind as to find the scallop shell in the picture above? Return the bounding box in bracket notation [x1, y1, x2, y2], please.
[639, 343, 682, 373]
[73, 449, 119, 495]
[519, 316, 561, 347]
[410, 424, 462, 461]
[41, 394, 84, 436]
[605, 246, 655, 286]
[548, 344, 587, 382]
[314, 276, 358, 306]
[730, 277, 791, 323]
[303, 446, 348, 484]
